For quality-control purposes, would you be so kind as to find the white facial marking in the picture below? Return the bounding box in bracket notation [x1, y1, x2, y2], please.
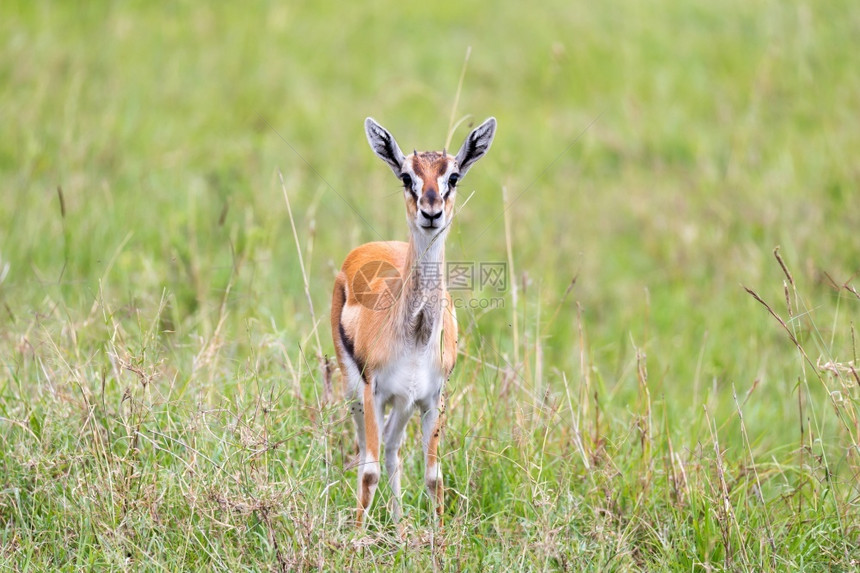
[439, 160, 458, 199]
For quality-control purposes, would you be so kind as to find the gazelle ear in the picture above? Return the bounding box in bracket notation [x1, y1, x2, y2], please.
[365, 117, 406, 175]
[455, 117, 496, 177]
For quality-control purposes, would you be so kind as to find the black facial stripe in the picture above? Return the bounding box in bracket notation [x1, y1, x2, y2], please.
[401, 173, 417, 196]
[444, 173, 459, 197]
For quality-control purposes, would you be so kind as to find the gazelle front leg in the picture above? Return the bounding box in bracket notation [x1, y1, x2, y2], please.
[420, 390, 446, 522]
[357, 373, 382, 527]
[382, 402, 411, 531]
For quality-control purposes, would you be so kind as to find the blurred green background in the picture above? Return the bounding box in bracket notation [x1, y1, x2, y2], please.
[1, 1, 859, 569]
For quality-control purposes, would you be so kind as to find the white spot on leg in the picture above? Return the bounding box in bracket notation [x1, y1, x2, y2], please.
[425, 463, 443, 492]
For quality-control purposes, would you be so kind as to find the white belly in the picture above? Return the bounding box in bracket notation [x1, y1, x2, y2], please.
[375, 344, 445, 409]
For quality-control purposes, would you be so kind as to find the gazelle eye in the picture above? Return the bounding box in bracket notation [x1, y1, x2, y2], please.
[444, 173, 459, 199]
[400, 174, 413, 189]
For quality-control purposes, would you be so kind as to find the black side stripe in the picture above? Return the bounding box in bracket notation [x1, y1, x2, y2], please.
[339, 321, 368, 383]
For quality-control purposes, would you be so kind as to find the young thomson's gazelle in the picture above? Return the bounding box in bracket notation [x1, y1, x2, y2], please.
[330, 116, 496, 527]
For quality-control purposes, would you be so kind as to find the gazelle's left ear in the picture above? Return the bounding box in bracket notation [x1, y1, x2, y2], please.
[454, 117, 497, 177]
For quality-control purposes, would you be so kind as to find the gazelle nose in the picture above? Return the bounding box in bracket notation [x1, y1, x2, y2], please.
[420, 209, 443, 221]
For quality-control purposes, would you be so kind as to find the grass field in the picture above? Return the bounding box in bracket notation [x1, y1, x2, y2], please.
[2, 1, 859, 570]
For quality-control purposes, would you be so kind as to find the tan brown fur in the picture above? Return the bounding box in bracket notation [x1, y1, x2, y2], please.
[441, 291, 458, 379]
[335, 240, 456, 378]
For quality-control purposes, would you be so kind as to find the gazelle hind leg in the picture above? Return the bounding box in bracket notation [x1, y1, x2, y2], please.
[420, 392, 446, 522]
[350, 398, 366, 514]
[357, 375, 381, 527]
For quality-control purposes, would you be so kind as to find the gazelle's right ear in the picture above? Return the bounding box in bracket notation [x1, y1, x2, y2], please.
[365, 118, 406, 175]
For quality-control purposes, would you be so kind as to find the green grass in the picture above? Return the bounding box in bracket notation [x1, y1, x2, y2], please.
[2, 0, 859, 570]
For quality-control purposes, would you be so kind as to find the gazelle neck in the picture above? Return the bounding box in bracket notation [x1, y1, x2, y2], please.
[397, 227, 448, 345]
[405, 227, 447, 295]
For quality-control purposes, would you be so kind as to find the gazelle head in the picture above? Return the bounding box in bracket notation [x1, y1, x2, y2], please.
[365, 117, 497, 236]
